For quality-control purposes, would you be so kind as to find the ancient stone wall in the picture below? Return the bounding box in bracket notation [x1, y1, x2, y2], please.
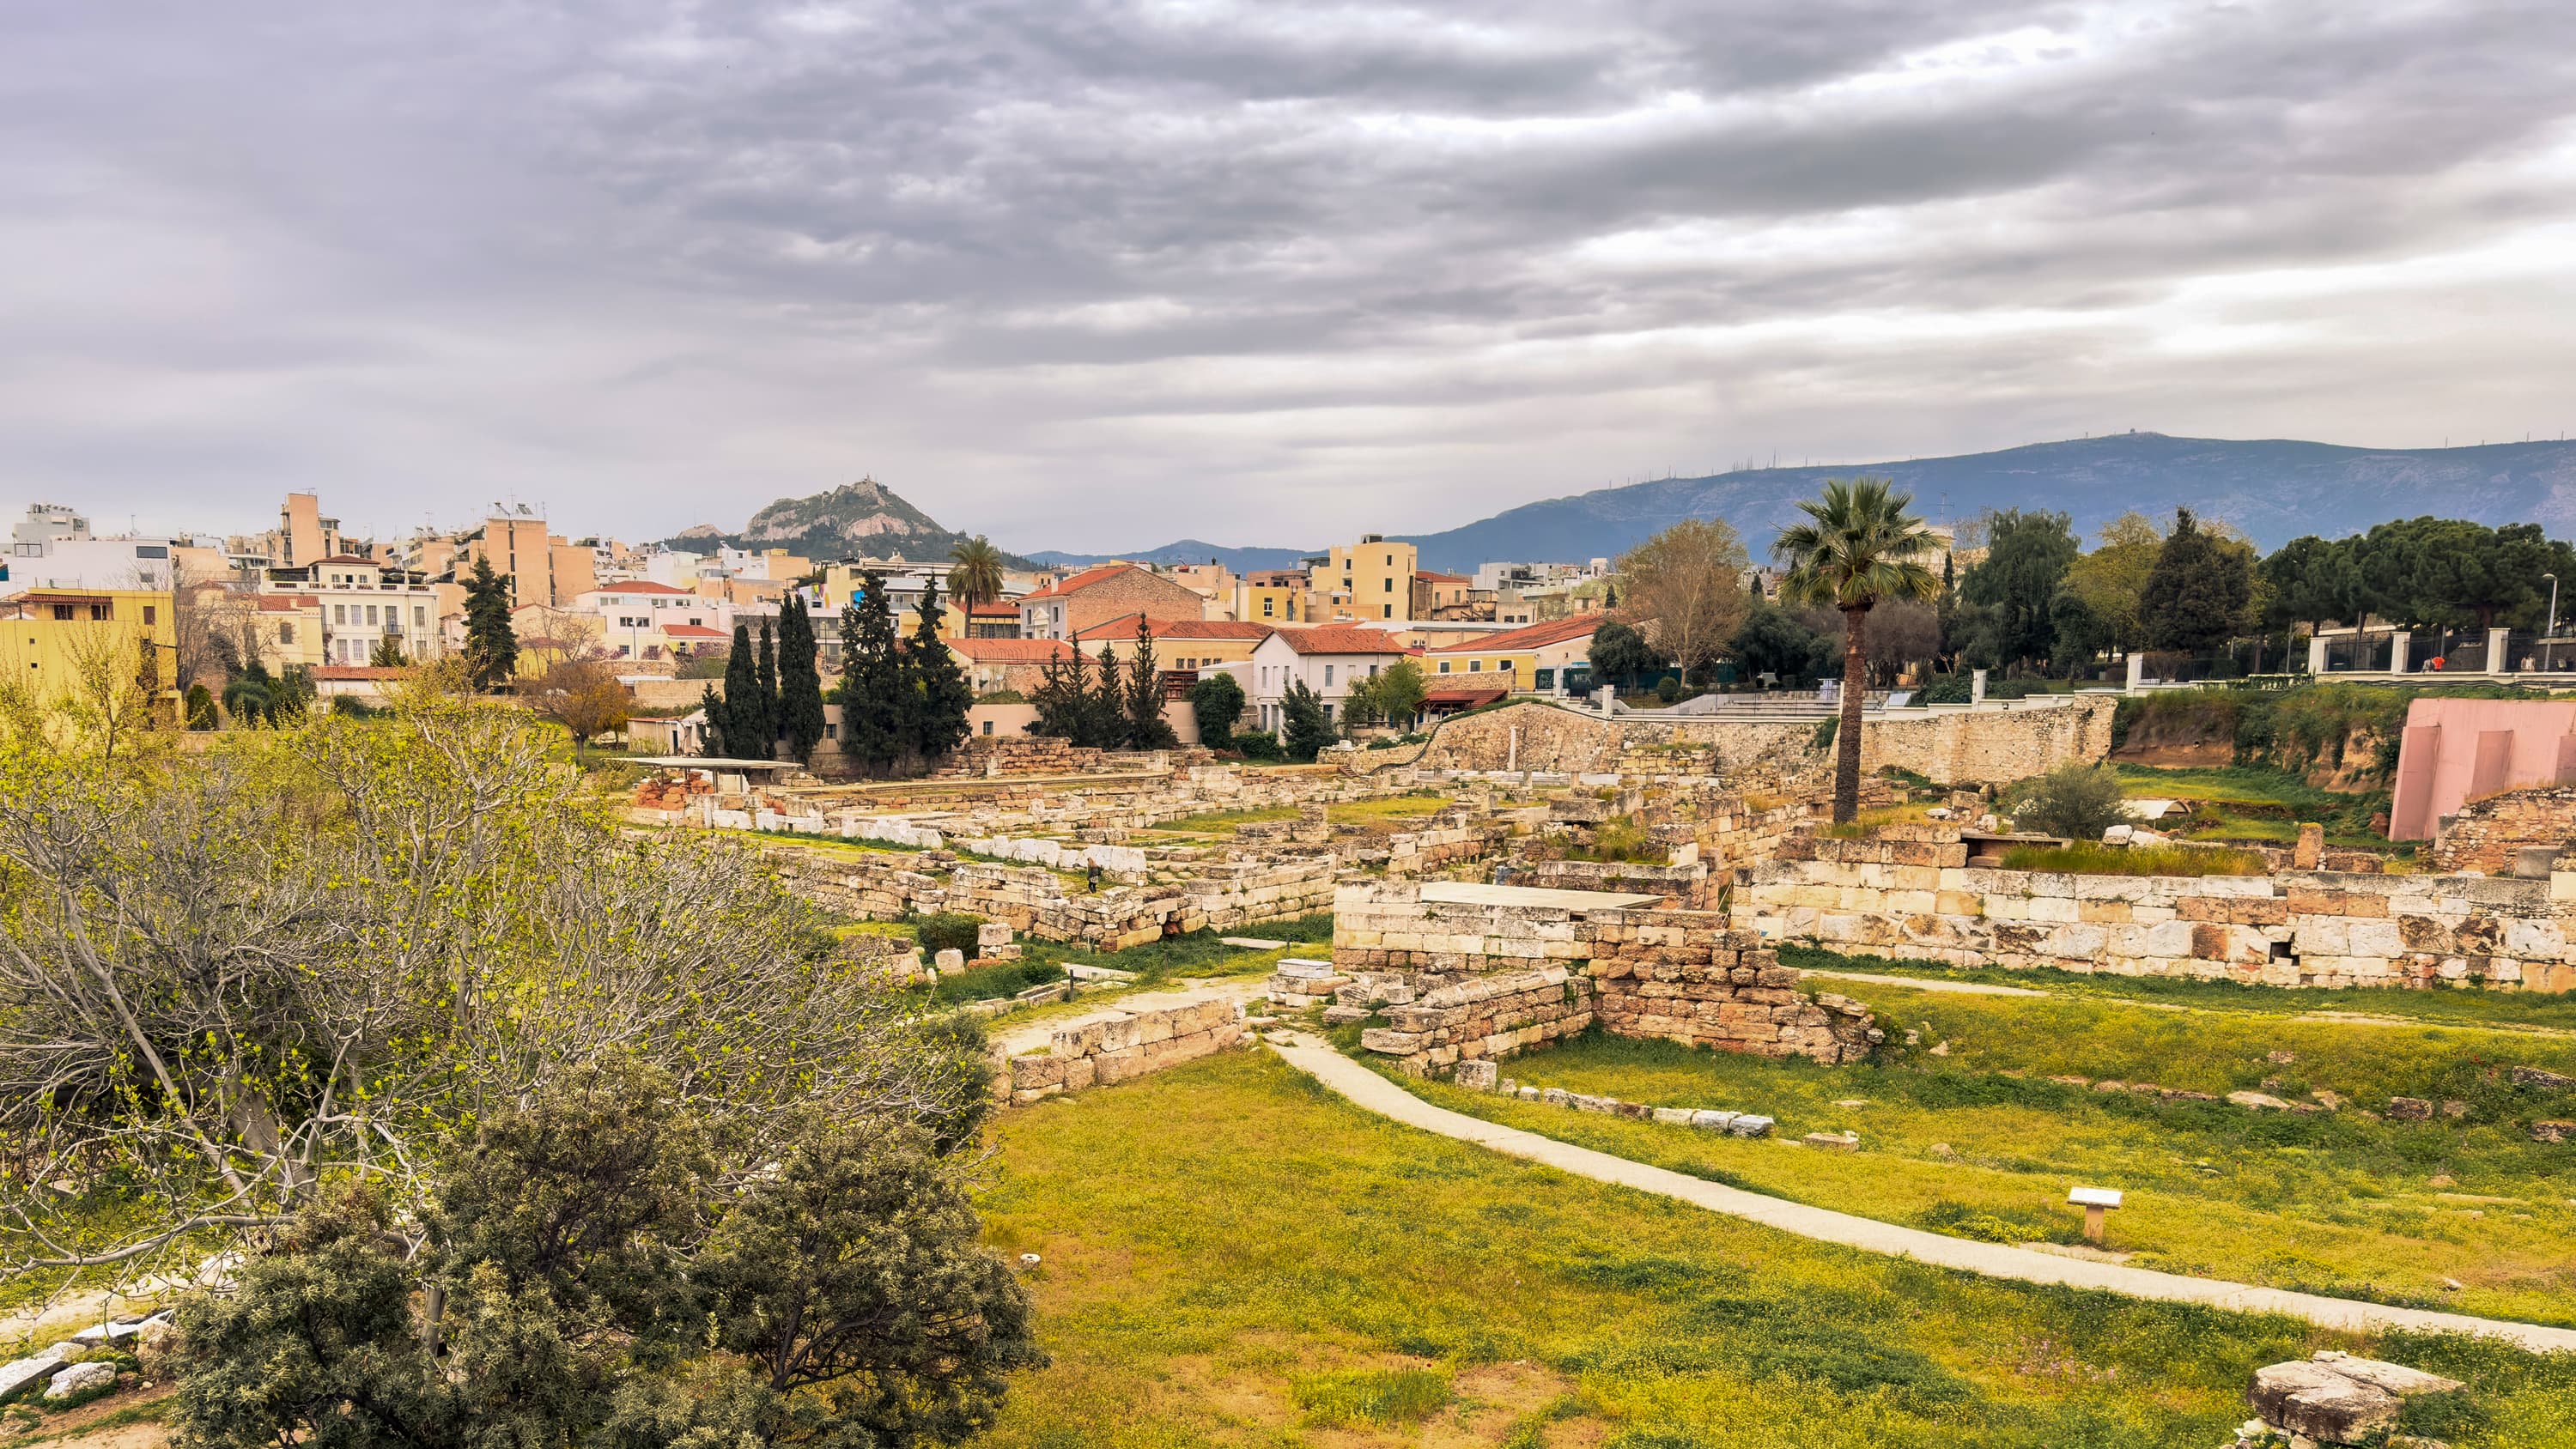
[1324, 882, 1880, 1075]
[1516, 858, 1714, 909]
[1002, 998, 1245, 1105]
[1394, 697, 2116, 787]
[2429, 786, 2576, 876]
[1738, 827, 2576, 992]
[762, 844, 1337, 950]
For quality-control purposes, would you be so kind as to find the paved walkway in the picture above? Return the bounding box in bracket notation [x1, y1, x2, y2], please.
[1265, 1032, 2576, 1354]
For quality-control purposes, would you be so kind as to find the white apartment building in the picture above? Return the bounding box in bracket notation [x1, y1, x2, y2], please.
[573, 580, 737, 664]
[264, 555, 442, 666]
[1243, 625, 1412, 734]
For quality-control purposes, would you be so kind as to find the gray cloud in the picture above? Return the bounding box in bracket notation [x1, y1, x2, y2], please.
[3, 0, 2573, 551]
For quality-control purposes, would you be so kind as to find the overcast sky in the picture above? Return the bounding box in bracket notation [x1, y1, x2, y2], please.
[5, 1, 2573, 554]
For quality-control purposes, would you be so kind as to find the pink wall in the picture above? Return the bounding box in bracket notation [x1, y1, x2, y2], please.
[2387, 698, 2576, 840]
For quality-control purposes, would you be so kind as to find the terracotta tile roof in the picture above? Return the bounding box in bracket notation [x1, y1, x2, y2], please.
[967, 601, 1020, 617]
[1427, 615, 1602, 653]
[1424, 687, 1509, 706]
[1417, 569, 1472, 583]
[663, 624, 729, 639]
[944, 637, 1076, 661]
[1018, 563, 1138, 602]
[1072, 612, 1275, 643]
[256, 594, 320, 611]
[1267, 625, 1408, 656]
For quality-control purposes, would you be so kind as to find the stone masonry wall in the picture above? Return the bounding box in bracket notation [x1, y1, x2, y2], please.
[2430, 786, 2576, 876]
[1397, 697, 2115, 786]
[1002, 998, 1244, 1105]
[763, 844, 1336, 949]
[1738, 826, 2576, 992]
[1328, 882, 1880, 1074]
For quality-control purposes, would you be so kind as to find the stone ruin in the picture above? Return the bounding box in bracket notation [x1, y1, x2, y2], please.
[1302, 879, 1881, 1076]
[2238, 1351, 2463, 1447]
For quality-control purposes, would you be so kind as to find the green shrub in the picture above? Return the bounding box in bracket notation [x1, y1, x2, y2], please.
[1229, 731, 1285, 762]
[913, 912, 987, 957]
[1654, 677, 1680, 704]
[1291, 1367, 1451, 1427]
[928, 958, 1064, 1005]
[2010, 763, 2128, 840]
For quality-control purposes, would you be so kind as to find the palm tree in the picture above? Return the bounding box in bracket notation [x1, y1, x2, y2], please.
[947, 535, 1006, 611]
[1773, 477, 1944, 823]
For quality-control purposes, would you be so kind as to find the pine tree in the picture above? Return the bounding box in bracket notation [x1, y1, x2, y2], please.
[905, 578, 973, 762]
[461, 555, 518, 690]
[720, 622, 767, 759]
[2139, 507, 2252, 656]
[1030, 646, 1086, 740]
[1122, 619, 1178, 749]
[776, 597, 827, 763]
[836, 573, 907, 774]
[1088, 641, 1127, 749]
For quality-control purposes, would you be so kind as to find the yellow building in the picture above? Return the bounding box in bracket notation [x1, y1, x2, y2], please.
[1424, 615, 1601, 695]
[1229, 573, 1310, 625]
[1072, 614, 1273, 670]
[1313, 536, 1417, 622]
[0, 588, 179, 702]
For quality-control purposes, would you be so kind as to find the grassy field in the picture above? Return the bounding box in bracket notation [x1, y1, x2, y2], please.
[1372, 976, 2576, 1327]
[2112, 763, 2391, 849]
[1781, 944, 2576, 1034]
[977, 1050, 2576, 1448]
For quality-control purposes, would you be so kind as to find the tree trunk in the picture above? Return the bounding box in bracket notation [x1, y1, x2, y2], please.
[1834, 604, 1869, 822]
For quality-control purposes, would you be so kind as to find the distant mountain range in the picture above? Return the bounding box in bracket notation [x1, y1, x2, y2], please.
[1024, 539, 1316, 573]
[1037, 433, 2576, 573]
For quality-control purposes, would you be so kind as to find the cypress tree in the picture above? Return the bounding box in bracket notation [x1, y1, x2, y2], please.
[461, 555, 519, 690]
[698, 682, 730, 757]
[720, 622, 767, 759]
[777, 597, 827, 764]
[2139, 507, 2252, 656]
[836, 573, 907, 774]
[1122, 619, 1177, 749]
[756, 621, 781, 749]
[906, 578, 973, 762]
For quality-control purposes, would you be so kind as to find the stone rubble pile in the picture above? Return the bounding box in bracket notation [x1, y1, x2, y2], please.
[1450, 1059, 1777, 1135]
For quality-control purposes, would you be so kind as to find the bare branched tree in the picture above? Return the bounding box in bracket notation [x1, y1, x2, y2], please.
[0, 680, 971, 1313]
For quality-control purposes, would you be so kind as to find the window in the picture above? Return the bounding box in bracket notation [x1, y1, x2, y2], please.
[415, 607, 427, 626]
[90, 603, 108, 621]
[1469, 660, 1481, 672]
[333, 604, 347, 625]
[365, 604, 379, 626]
[1262, 598, 1275, 617]
[981, 719, 994, 736]
[1382, 578, 1392, 591]
[1323, 664, 1334, 685]
[143, 605, 156, 626]
[279, 622, 296, 644]
[50, 604, 73, 621]
[1438, 660, 1451, 673]
[1500, 659, 1513, 671]
[1383, 604, 1393, 618]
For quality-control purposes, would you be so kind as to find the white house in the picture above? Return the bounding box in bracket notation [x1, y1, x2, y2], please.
[1244, 626, 1412, 734]
[572, 580, 736, 664]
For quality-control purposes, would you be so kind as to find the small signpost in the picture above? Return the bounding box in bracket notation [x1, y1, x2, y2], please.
[2069, 1186, 2123, 1244]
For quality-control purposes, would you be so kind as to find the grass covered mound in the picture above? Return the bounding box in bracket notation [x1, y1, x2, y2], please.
[1997, 841, 2267, 876]
[979, 1050, 2576, 1448]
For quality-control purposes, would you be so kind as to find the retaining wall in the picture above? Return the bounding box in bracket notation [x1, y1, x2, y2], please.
[764, 845, 1337, 949]
[1396, 697, 2114, 786]
[1001, 998, 1245, 1105]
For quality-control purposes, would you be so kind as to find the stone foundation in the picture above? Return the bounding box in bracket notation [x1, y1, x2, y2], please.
[1328, 881, 1880, 1075]
[1739, 825, 2576, 991]
[2428, 785, 2576, 876]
